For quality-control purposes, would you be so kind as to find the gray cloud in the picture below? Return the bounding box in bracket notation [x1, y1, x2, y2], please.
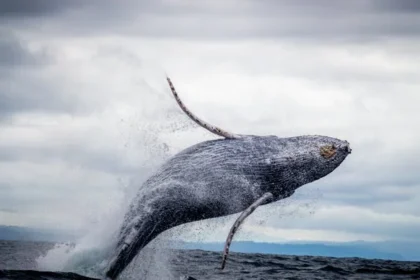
[0, 34, 146, 119]
[0, 0, 87, 18]
[0, 0, 419, 246]
[0, 208, 18, 214]
[3, 0, 420, 17]
[0, 143, 132, 174]
[0, 32, 82, 118]
[372, 0, 420, 12]
[1, 1, 420, 41]
[0, 33, 46, 67]
[0, 77, 82, 119]
[0, 84, 81, 119]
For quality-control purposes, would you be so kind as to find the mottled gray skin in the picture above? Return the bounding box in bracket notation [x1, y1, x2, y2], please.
[105, 134, 351, 279]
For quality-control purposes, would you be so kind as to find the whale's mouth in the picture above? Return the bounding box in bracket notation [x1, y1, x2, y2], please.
[345, 145, 352, 154]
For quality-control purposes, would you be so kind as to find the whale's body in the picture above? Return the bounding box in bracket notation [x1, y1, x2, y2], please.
[105, 134, 351, 279]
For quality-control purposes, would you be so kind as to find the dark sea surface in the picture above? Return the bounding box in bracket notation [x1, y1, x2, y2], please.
[1, 240, 420, 280]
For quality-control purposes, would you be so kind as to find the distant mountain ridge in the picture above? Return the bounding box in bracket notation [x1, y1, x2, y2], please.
[0, 225, 77, 242]
[177, 241, 407, 261]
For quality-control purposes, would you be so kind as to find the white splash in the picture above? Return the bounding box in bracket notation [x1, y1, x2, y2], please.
[35, 73, 199, 279]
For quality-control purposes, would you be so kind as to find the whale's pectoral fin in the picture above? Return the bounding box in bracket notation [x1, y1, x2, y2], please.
[221, 192, 274, 270]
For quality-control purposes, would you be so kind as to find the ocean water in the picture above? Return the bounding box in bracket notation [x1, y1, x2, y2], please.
[1, 240, 420, 280]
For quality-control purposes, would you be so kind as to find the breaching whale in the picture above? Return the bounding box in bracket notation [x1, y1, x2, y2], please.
[105, 77, 351, 279]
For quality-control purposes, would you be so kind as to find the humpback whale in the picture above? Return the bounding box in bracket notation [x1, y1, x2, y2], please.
[105, 77, 351, 279]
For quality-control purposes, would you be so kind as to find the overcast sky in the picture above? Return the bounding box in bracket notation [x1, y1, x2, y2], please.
[1, 0, 420, 247]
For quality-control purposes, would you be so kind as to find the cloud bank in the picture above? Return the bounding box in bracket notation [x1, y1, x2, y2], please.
[1, 1, 419, 246]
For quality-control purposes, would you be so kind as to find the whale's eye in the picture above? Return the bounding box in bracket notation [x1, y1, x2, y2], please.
[320, 145, 337, 159]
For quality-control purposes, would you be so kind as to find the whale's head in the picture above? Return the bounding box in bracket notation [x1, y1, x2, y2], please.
[217, 134, 351, 199]
[264, 135, 351, 192]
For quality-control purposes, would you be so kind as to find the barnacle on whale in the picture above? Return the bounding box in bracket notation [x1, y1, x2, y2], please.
[320, 145, 337, 159]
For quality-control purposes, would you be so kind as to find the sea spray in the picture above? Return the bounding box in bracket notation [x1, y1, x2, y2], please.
[35, 74, 199, 279]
